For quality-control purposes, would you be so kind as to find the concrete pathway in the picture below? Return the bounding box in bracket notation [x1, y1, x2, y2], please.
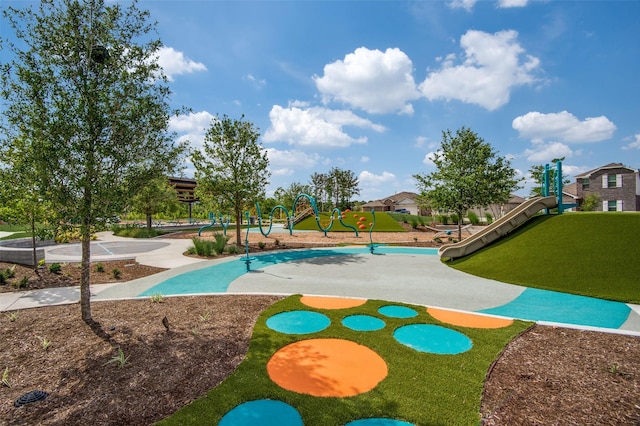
[2, 233, 639, 336]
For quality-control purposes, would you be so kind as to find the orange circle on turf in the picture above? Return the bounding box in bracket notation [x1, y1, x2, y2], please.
[427, 307, 514, 329]
[300, 296, 367, 309]
[267, 338, 388, 397]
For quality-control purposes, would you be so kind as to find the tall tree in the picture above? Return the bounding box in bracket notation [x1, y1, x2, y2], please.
[413, 127, 521, 240]
[309, 172, 329, 211]
[274, 181, 311, 210]
[325, 167, 360, 211]
[192, 114, 270, 246]
[0, 0, 185, 324]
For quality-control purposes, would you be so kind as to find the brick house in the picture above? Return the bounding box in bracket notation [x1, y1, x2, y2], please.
[574, 163, 640, 211]
[360, 192, 425, 215]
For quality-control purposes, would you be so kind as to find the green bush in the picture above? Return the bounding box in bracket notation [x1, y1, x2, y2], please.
[112, 268, 121, 279]
[485, 212, 493, 224]
[5, 266, 15, 279]
[191, 237, 216, 257]
[112, 225, 162, 238]
[467, 211, 480, 225]
[0, 271, 6, 285]
[212, 233, 229, 254]
[226, 244, 240, 254]
[450, 214, 459, 224]
[95, 263, 104, 273]
[48, 263, 61, 274]
[410, 218, 419, 229]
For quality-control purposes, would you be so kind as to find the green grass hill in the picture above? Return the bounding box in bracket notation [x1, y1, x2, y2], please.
[449, 213, 640, 304]
[294, 211, 405, 232]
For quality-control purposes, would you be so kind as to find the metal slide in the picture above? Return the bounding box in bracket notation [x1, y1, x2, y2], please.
[438, 196, 557, 259]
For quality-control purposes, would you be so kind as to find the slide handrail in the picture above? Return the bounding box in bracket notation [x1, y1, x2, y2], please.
[438, 196, 557, 259]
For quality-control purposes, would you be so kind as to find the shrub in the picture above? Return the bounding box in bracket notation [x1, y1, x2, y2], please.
[418, 216, 425, 226]
[410, 218, 419, 229]
[212, 233, 229, 254]
[191, 237, 216, 257]
[150, 293, 164, 303]
[226, 244, 240, 254]
[48, 263, 62, 274]
[485, 212, 493, 224]
[112, 225, 162, 238]
[95, 263, 104, 273]
[112, 268, 121, 279]
[467, 211, 480, 225]
[0, 272, 5, 285]
[274, 239, 280, 246]
[258, 241, 266, 249]
[450, 214, 459, 224]
[5, 266, 16, 279]
[13, 277, 28, 289]
[434, 237, 443, 243]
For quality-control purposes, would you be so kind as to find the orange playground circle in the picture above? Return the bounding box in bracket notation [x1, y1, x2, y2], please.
[427, 307, 514, 329]
[300, 295, 367, 309]
[267, 338, 388, 397]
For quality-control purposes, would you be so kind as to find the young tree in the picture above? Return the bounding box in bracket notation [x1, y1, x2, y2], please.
[1, 0, 185, 324]
[413, 127, 521, 240]
[580, 193, 600, 211]
[130, 177, 180, 230]
[325, 167, 360, 211]
[192, 114, 270, 246]
[274, 181, 312, 210]
[309, 172, 329, 211]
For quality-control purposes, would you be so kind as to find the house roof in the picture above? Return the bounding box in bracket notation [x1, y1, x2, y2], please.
[381, 191, 419, 203]
[563, 182, 578, 198]
[575, 163, 638, 178]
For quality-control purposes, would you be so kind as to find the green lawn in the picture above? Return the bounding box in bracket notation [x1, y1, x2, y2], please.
[159, 295, 530, 425]
[449, 213, 640, 304]
[294, 211, 405, 232]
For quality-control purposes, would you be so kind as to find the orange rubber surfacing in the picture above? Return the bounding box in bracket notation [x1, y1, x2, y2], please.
[427, 307, 513, 329]
[300, 296, 367, 310]
[267, 338, 388, 397]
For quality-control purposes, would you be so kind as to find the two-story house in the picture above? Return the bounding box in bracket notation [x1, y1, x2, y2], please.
[575, 163, 640, 211]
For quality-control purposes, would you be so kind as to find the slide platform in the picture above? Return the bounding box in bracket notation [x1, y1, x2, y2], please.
[438, 196, 557, 259]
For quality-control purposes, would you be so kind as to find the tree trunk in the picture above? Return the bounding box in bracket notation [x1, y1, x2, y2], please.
[30, 213, 38, 272]
[235, 208, 242, 246]
[146, 213, 152, 230]
[80, 223, 92, 323]
[457, 210, 463, 242]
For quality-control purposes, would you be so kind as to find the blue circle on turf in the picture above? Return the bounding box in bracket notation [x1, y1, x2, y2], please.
[394, 324, 472, 355]
[266, 310, 330, 334]
[345, 419, 415, 426]
[342, 315, 386, 331]
[378, 305, 418, 318]
[219, 399, 303, 426]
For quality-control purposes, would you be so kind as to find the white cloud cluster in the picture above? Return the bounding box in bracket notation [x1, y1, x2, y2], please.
[622, 134, 640, 150]
[523, 141, 573, 162]
[168, 110, 215, 148]
[358, 171, 398, 198]
[420, 30, 541, 111]
[265, 148, 319, 176]
[314, 47, 420, 115]
[512, 111, 616, 143]
[156, 46, 207, 81]
[447, 0, 477, 12]
[497, 0, 529, 8]
[262, 104, 385, 148]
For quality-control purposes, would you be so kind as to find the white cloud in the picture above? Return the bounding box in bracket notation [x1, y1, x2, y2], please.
[622, 134, 640, 150]
[314, 47, 420, 115]
[447, 0, 477, 12]
[169, 111, 214, 149]
[523, 141, 573, 162]
[265, 148, 319, 177]
[419, 30, 541, 111]
[156, 47, 207, 81]
[513, 111, 617, 143]
[245, 73, 266, 89]
[359, 170, 397, 188]
[263, 104, 385, 148]
[422, 151, 437, 166]
[497, 0, 529, 8]
[361, 156, 370, 163]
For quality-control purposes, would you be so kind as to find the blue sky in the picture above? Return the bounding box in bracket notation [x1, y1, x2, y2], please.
[4, 1, 640, 201]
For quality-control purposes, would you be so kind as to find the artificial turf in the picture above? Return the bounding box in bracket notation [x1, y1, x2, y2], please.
[159, 295, 530, 425]
[448, 212, 640, 304]
[294, 211, 405, 232]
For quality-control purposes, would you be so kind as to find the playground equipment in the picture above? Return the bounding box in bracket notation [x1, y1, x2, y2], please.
[198, 213, 230, 236]
[255, 194, 359, 238]
[240, 211, 257, 272]
[438, 161, 576, 260]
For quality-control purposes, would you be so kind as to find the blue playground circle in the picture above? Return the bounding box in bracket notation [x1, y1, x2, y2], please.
[394, 324, 473, 355]
[266, 310, 331, 334]
[219, 399, 303, 426]
[378, 305, 418, 319]
[342, 315, 386, 331]
[345, 419, 415, 426]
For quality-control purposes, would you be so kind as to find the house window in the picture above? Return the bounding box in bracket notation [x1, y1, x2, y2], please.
[608, 200, 617, 211]
[605, 200, 623, 211]
[603, 173, 622, 188]
[582, 178, 590, 190]
[607, 174, 617, 188]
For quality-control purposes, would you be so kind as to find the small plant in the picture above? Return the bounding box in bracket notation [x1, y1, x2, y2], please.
[467, 211, 480, 225]
[6, 311, 18, 322]
[413, 237, 418, 243]
[37, 259, 46, 268]
[104, 347, 130, 368]
[434, 237, 443, 243]
[410, 218, 419, 229]
[226, 244, 239, 254]
[212, 233, 229, 254]
[274, 239, 280, 246]
[450, 214, 459, 224]
[48, 263, 62, 274]
[37, 336, 52, 351]
[485, 212, 493, 224]
[5, 265, 16, 279]
[191, 326, 199, 335]
[0, 271, 5, 285]
[95, 263, 105, 273]
[111, 268, 121, 279]
[191, 236, 216, 257]
[258, 241, 266, 249]
[12, 277, 28, 289]
[199, 312, 210, 322]
[150, 293, 164, 303]
[2, 367, 10, 388]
